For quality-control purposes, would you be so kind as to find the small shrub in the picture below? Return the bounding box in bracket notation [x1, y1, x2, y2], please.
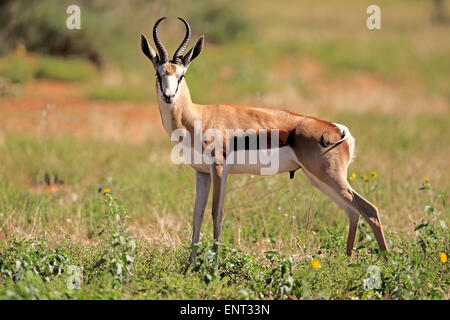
[415, 179, 448, 253]
[96, 189, 136, 288]
[0, 49, 97, 83]
[0, 237, 71, 282]
[189, 0, 252, 44]
[34, 56, 96, 82]
[0, 46, 35, 83]
[263, 251, 294, 298]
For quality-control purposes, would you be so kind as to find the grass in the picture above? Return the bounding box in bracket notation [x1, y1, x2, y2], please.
[0, 186, 447, 300]
[86, 86, 151, 102]
[34, 56, 97, 82]
[0, 110, 448, 299]
[0, 48, 97, 84]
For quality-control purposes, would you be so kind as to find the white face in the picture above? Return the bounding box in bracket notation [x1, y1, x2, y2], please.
[156, 63, 186, 104]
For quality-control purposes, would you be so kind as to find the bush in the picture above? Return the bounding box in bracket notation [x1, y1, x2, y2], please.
[35, 56, 96, 82]
[0, 0, 102, 66]
[0, 49, 97, 83]
[188, 0, 253, 44]
[0, 46, 35, 83]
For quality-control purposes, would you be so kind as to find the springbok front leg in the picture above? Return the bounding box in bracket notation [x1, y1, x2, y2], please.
[188, 170, 211, 265]
[210, 164, 229, 253]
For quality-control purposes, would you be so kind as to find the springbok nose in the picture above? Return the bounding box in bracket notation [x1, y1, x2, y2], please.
[163, 93, 175, 102]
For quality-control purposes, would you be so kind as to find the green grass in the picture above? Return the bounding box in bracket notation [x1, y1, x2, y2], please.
[0, 51, 97, 83]
[0, 189, 447, 300]
[34, 56, 97, 82]
[86, 86, 151, 102]
[0, 111, 448, 299]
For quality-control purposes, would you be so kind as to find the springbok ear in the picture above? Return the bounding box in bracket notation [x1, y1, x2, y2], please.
[141, 34, 159, 68]
[182, 36, 204, 67]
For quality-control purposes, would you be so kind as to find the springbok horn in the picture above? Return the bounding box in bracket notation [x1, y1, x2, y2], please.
[153, 17, 169, 64]
[172, 17, 192, 65]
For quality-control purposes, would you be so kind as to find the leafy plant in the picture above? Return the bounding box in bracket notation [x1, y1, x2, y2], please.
[415, 180, 448, 252]
[189, 240, 221, 284]
[96, 190, 136, 288]
[0, 237, 71, 282]
[263, 250, 294, 298]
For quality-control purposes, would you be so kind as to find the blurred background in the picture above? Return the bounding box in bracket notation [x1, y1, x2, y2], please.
[0, 0, 448, 245]
[0, 0, 449, 139]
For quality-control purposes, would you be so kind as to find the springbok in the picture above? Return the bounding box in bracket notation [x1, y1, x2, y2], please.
[141, 17, 388, 264]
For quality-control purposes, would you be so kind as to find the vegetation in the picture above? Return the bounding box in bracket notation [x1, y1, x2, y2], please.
[0, 47, 96, 83]
[0, 0, 448, 299]
[0, 178, 447, 299]
[0, 112, 448, 299]
[87, 86, 150, 102]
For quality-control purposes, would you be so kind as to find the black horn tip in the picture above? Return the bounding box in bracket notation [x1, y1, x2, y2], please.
[153, 17, 169, 63]
[172, 17, 192, 64]
[153, 17, 167, 30]
[177, 17, 191, 31]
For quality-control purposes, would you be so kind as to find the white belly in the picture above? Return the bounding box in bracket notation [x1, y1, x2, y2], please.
[188, 146, 300, 176]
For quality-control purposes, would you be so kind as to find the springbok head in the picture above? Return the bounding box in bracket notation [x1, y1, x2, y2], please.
[141, 17, 204, 103]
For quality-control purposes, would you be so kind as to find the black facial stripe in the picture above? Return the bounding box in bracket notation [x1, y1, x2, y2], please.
[156, 73, 164, 93]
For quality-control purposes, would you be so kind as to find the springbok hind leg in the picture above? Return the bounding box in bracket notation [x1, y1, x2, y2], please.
[334, 187, 388, 254]
[350, 190, 388, 252]
[346, 210, 360, 256]
[303, 169, 387, 256]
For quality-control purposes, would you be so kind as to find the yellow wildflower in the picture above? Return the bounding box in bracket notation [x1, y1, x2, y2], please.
[440, 253, 447, 263]
[369, 171, 378, 179]
[351, 172, 357, 178]
[424, 178, 430, 183]
[103, 188, 111, 194]
[361, 174, 368, 182]
[349, 176, 354, 182]
[310, 258, 321, 270]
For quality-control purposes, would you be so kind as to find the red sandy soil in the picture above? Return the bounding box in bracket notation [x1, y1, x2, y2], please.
[0, 80, 165, 144]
